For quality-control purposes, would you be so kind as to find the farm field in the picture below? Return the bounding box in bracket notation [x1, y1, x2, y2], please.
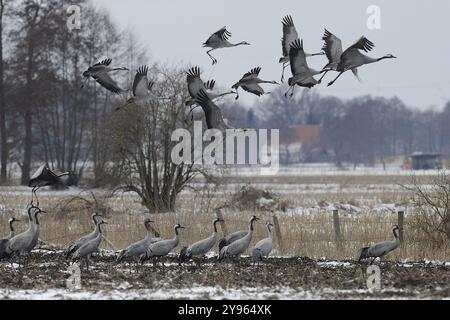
[0, 170, 449, 300]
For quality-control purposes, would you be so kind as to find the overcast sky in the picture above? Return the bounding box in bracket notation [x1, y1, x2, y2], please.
[91, 0, 450, 110]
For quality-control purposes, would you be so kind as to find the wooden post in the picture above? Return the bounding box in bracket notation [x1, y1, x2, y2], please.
[216, 209, 228, 236]
[397, 211, 404, 245]
[333, 210, 342, 250]
[272, 215, 283, 252]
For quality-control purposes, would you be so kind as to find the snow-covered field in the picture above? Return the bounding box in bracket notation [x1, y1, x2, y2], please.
[1, 164, 449, 300]
[0, 251, 448, 300]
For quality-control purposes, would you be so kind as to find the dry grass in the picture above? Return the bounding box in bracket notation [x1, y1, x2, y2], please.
[0, 176, 449, 262]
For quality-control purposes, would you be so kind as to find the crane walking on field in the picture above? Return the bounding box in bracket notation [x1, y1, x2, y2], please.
[72, 220, 107, 271]
[65, 213, 102, 259]
[139, 224, 185, 268]
[358, 225, 400, 265]
[117, 219, 161, 263]
[0, 217, 20, 260]
[252, 222, 273, 266]
[218, 216, 259, 262]
[179, 217, 224, 265]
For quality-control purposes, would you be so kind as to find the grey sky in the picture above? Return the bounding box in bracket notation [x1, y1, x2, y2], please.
[92, 0, 450, 110]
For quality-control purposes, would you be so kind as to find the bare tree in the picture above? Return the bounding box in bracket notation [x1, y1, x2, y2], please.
[0, 0, 6, 183]
[108, 66, 199, 212]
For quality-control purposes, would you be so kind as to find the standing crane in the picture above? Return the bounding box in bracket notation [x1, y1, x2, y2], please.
[252, 222, 273, 265]
[218, 215, 259, 262]
[203, 27, 250, 65]
[327, 36, 396, 87]
[139, 224, 185, 267]
[358, 225, 400, 265]
[279, 15, 323, 82]
[0, 217, 20, 260]
[179, 217, 224, 265]
[117, 219, 161, 263]
[7, 206, 44, 265]
[232, 67, 278, 100]
[71, 220, 107, 271]
[65, 213, 102, 259]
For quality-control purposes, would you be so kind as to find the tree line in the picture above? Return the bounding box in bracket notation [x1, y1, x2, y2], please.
[1, 0, 449, 191]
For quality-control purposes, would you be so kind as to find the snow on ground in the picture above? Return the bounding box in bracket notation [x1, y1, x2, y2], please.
[225, 164, 450, 177]
[285, 202, 404, 216]
[0, 285, 431, 300]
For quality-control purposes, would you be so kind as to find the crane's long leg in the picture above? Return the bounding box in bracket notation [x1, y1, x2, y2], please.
[80, 77, 89, 89]
[281, 62, 290, 83]
[327, 71, 345, 87]
[30, 187, 35, 206]
[370, 257, 377, 265]
[317, 70, 330, 84]
[206, 49, 217, 65]
[31, 186, 40, 207]
[284, 85, 296, 98]
[214, 91, 237, 100]
[185, 105, 200, 124]
[34, 186, 40, 208]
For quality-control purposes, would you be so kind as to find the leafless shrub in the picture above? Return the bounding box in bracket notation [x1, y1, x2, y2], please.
[402, 172, 450, 247]
[52, 191, 112, 220]
[231, 185, 280, 211]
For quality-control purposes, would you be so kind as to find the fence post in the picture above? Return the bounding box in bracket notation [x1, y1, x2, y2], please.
[272, 214, 283, 252]
[333, 210, 342, 251]
[397, 211, 404, 245]
[216, 209, 228, 236]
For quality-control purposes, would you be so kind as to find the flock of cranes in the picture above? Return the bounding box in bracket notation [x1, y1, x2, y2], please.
[79, 14, 395, 131]
[0, 192, 399, 270]
[0, 14, 399, 270]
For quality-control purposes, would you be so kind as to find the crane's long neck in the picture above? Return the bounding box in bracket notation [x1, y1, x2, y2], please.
[145, 224, 153, 241]
[28, 209, 34, 224]
[365, 55, 394, 65]
[213, 220, 219, 234]
[230, 41, 247, 47]
[258, 80, 278, 85]
[34, 212, 40, 226]
[9, 220, 15, 238]
[267, 226, 272, 239]
[392, 228, 400, 244]
[94, 221, 101, 236]
[98, 223, 103, 235]
[248, 219, 255, 234]
[57, 172, 70, 178]
[172, 227, 181, 246]
[92, 214, 98, 226]
[309, 68, 325, 76]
